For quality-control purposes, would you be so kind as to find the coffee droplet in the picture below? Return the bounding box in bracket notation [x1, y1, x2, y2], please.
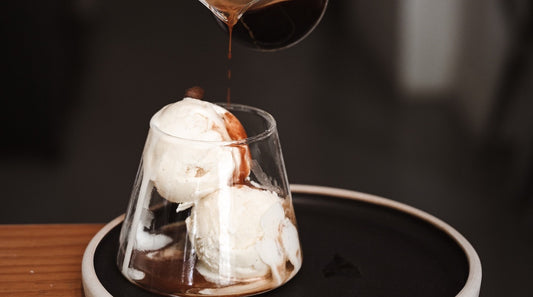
[185, 86, 205, 100]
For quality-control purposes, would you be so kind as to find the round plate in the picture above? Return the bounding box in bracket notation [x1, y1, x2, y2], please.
[82, 184, 481, 297]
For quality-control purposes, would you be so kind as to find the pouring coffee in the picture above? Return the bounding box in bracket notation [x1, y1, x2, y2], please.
[199, 0, 329, 51]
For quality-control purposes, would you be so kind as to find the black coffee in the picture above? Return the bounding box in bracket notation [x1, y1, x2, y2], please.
[216, 0, 328, 51]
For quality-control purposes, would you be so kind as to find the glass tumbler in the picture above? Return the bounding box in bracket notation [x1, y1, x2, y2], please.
[117, 103, 302, 296]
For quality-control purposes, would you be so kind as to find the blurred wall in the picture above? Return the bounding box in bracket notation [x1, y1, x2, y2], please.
[454, 0, 509, 136]
[346, 0, 510, 136]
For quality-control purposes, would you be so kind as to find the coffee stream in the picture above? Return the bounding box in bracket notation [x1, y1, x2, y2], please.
[224, 5, 244, 107]
[211, 0, 326, 106]
[200, 0, 248, 106]
[227, 21, 233, 106]
[201, 0, 281, 105]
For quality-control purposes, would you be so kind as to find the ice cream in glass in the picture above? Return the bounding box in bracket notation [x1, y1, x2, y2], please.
[117, 96, 302, 296]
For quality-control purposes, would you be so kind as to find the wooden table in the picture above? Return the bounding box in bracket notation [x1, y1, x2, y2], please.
[0, 224, 104, 297]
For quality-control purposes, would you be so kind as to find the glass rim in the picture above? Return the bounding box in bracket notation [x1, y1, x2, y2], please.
[149, 102, 277, 145]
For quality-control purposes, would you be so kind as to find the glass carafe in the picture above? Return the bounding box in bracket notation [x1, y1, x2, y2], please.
[200, 0, 329, 50]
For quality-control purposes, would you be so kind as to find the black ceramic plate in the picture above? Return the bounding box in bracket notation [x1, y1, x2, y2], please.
[82, 185, 481, 297]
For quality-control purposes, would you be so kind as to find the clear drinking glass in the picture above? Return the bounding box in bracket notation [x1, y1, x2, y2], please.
[117, 103, 302, 296]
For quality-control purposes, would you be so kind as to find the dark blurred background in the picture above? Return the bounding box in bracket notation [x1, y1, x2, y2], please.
[1, 0, 532, 296]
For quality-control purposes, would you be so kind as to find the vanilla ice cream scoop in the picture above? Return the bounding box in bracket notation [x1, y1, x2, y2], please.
[185, 185, 302, 284]
[143, 98, 250, 203]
